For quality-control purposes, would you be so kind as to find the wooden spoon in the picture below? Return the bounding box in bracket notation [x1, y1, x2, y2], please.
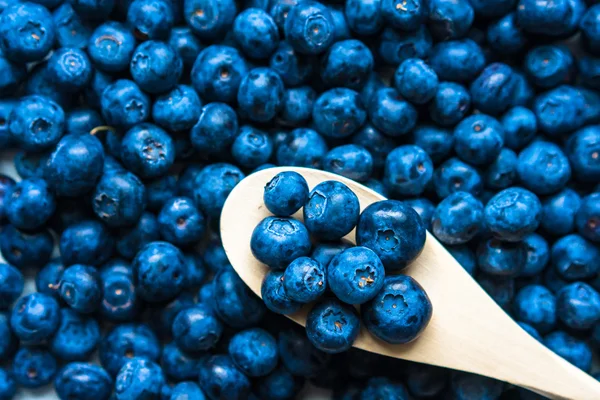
[220, 166, 600, 400]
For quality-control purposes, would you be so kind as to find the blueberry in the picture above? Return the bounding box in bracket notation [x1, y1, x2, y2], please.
[204, 238, 230, 273]
[405, 364, 448, 398]
[579, 55, 600, 90]
[190, 103, 239, 154]
[540, 189, 581, 236]
[519, 322, 542, 341]
[0, 3, 56, 63]
[262, 269, 303, 314]
[279, 86, 316, 127]
[378, 25, 432, 66]
[160, 342, 201, 382]
[428, 39, 485, 84]
[172, 304, 223, 352]
[183, 0, 238, 40]
[127, 0, 173, 40]
[169, 382, 205, 400]
[313, 88, 366, 139]
[192, 45, 249, 103]
[551, 234, 599, 280]
[133, 241, 186, 302]
[60, 220, 114, 266]
[324, 145, 372, 182]
[576, 193, 600, 242]
[384, 145, 433, 196]
[449, 372, 504, 400]
[524, 45, 574, 89]
[276, 128, 329, 168]
[278, 327, 330, 377]
[99, 262, 140, 321]
[321, 39, 373, 90]
[0, 54, 25, 98]
[169, 27, 203, 68]
[130, 41, 183, 94]
[304, 181, 360, 241]
[198, 355, 250, 399]
[146, 291, 195, 339]
[45, 133, 105, 197]
[269, 42, 314, 87]
[394, 58, 438, 105]
[0, 263, 24, 309]
[470, 63, 516, 116]
[381, 0, 427, 31]
[344, 0, 384, 36]
[49, 309, 100, 361]
[115, 358, 166, 400]
[363, 275, 432, 344]
[228, 328, 278, 377]
[328, 246, 385, 304]
[263, 171, 309, 217]
[92, 171, 146, 228]
[477, 238, 526, 277]
[158, 197, 206, 247]
[283, 257, 327, 303]
[357, 200, 426, 271]
[447, 245, 477, 275]
[121, 123, 175, 179]
[65, 108, 103, 135]
[99, 323, 161, 376]
[454, 114, 504, 166]
[567, 125, 600, 183]
[153, 85, 202, 132]
[256, 366, 303, 400]
[306, 298, 360, 353]
[478, 273, 515, 310]
[10, 293, 60, 344]
[191, 163, 245, 218]
[487, 13, 528, 55]
[432, 192, 483, 245]
[403, 198, 435, 231]
[0, 102, 16, 150]
[88, 22, 136, 72]
[232, 125, 274, 169]
[213, 265, 266, 328]
[12, 347, 57, 388]
[427, 0, 473, 41]
[233, 8, 279, 59]
[428, 82, 471, 127]
[484, 187, 541, 242]
[116, 212, 160, 260]
[59, 264, 102, 314]
[47, 47, 92, 93]
[360, 377, 409, 400]
[544, 331, 592, 372]
[521, 233, 550, 277]
[0, 368, 15, 400]
[351, 124, 396, 170]
[557, 282, 600, 330]
[182, 252, 207, 290]
[517, 141, 571, 195]
[581, 5, 600, 55]
[54, 363, 112, 400]
[8, 95, 65, 152]
[100, 80, 151, 129]
[0, 225, 54, 269]
[533, 85, 588, 137]
[517, 0, 585, 37]
[52, 3, 91, 48]
[368, 88, 417, 137]
[251, 216, 311, 269]
[512, 284, 557, 334]
[284, 1, 335, 55]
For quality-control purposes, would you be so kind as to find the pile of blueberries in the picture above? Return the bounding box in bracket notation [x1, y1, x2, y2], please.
[252, 171, 433, 354]
[0, 0, 598, 398]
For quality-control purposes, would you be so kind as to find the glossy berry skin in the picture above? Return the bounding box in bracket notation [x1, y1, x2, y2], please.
[59, 264, 102, 314]
[0, 53, 25, 98]
[0, 3, 56, 63]
[394, 58, 438, 105]
[470, 63, 516, 116]
[283, 257, 327, 303]
[541, 189, 581, 236]
[238, 67, 285, 123]
[99, 262, 140, 321]
[183, 0, 237, 40]
[54, 363, 112, 400]
[311, 242, 352, 269]
[0, 225, 54, 269]
[47, 47, 92, 93]
[484, 148, 518, 190]
[190, 103, 239, 154]
[487, 13, 528, 56]
[228, 328, 278, 377]
[363, 275, 432, 344]
[453, 114, 504, 166]
[146, 175, 178, 213]
[133, 241, 185, 303]
[8, 95, 65, 152]
[0, 263, 23, 309]
[519, 322, 542, 342]
[10, 293, 60, 344]
[517, 141, 571, 196]
[251, 216, 311, 269]
[100, 80, 151, 129]
[198, 355, 250, 400]
[581, 5, 600, 55]
[381, 0, 427, 31]
[0, 368, 15, 400]
[88, 22, 136, 72]
[92, 171, 146, 228]
[552, 234, 599, 280]
[357, 200, 426, 272]
[512, 285, 557, 334]
[284, 1, 335, 55]
[49, 308, 100, 361]
[99, 323, 161, 376]
[232, 125, 274, 169]
[233, 8, 279, 59]
[52, 3, 90, 48]
[517, 0, 585, 37]
[352, 124, 396, 169]
[448, 245, 476, 275]
[279, 86, 316, 127]
[262, 270, 303, 314]
[12, 347, 57, 388]
[160, 341, 201, 381]
[121, 123, 175, 179]
[576, 193, 600, 242]
[524, 45, 574, 89]
[158, 197, 206, 247]
[4, 178, 55, 231]
[478, 274, 515, 310]
[328, 247, 385, 305]
[191, 46, 248, 103]
[172, 304, 223, 352]
[383, 145, 433, 196]
[484, 188, 541, 242]
[431, 192, 483, 245]
[359, 377, 409, 400]
[428, 82, 471, 127]
[521, 233, 550, 277]
[115, 358, 166, 400]
[191, 163, 245, 218]
[263, 171, 309, 216]
[557, 282, 600, 330]
[323, 145, 373, 182]
[213, 265, 266, 328]
[320, 39, 373, 90]
[169, 382, 205, 400]
[313, 88, 366, 139]
[427, 0, 473, 41]
[567, 125, 600, 183]
[378, 25, 432, 66]
[256, 366, 303, 400]
[152, 85, 202, 133]
[269, 42, 314, 87]
[276, 128, 329, 168]
[428, 39, 485, 83]
[477, 238, 526, 277]
[60, 220, 114, 266]
[304, 181, 360, 241]
[306, 299, 360, 353]
[449, 372, 504, 400]
[368, 88, 417, 137]
[130, 41, 183, 94]
[403, 198, 435, 232]
[544, 331, 592, 372]
[127, 0, 173, 40]
[344, 0, 384, 36]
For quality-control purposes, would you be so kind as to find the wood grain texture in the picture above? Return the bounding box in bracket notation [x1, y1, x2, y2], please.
[221, 167, 600, 400]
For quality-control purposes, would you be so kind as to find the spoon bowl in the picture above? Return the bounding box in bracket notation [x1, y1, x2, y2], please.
[221, 166, 600, 400]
